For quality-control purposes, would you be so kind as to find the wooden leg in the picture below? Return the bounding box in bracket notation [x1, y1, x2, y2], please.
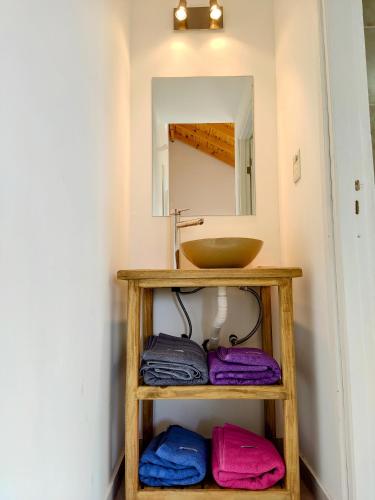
[261, 286, 276, 440]
[279, 279, 300, 500]
[142, 288, 154, 447]
[125, 281, 141, 500]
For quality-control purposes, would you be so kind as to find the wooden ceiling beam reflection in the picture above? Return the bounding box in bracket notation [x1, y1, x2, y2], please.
[169, 123, 235, 167]
[176, 124, 233, 155]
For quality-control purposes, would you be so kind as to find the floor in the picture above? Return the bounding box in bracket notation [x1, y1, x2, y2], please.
[115, 480, 315, 499]
[301, 482, 315, 500]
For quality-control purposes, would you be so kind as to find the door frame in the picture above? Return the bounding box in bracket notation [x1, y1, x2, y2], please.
[321, 0, 375, 498]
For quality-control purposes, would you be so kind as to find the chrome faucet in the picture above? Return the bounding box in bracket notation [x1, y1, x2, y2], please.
[171, 209, 204, 269]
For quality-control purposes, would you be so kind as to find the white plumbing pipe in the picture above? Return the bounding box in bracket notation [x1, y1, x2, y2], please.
[207, 286, 228, 351]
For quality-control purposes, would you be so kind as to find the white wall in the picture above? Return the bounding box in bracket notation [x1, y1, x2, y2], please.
[169, 140, 236, 215]
[153, 286, 268, 436]
[152, 76, 252, 124]
[0, 1, 130, 499]
[129, 0, 280, 268]
[129, 0, 281, 434]
[274, 0, 346, 497]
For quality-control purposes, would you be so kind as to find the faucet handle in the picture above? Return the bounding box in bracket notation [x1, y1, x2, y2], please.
[170, 208, 190, 216]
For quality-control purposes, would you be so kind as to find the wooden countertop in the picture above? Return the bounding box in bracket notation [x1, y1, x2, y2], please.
[117, 267, 302, 280]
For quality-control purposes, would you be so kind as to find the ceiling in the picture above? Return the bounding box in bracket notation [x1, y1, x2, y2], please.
[169, 123, 235, 166]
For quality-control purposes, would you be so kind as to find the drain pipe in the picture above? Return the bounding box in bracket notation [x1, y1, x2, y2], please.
[206, 286, 228, 351]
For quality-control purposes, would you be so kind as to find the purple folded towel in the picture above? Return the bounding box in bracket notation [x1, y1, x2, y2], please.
[208, 347, 281, 385]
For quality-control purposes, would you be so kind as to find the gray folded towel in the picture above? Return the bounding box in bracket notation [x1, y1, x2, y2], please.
[140, 333, 209, 386]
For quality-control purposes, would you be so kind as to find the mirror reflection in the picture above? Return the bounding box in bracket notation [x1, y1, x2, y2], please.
[169, 123, 235, 216]
[152, 76, 255, 216]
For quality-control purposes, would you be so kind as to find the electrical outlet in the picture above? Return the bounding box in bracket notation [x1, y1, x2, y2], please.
[293, 150, 301, 183]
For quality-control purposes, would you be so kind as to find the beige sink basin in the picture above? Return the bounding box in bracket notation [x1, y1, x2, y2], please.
[181, 237, 263, 269]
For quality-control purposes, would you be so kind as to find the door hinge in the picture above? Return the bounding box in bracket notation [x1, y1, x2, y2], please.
[355, 200, 360, 215]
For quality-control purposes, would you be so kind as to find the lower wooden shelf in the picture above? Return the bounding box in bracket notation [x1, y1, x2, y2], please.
[136, 384, 288, 400]
[138, 483, 290, 499]
[137, 441, 288, 499]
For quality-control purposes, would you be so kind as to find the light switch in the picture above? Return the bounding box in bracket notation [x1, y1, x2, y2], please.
[293, 150, 301, 183]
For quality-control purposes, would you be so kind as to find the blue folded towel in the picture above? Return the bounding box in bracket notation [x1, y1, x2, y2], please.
[139, 425, 208, 487]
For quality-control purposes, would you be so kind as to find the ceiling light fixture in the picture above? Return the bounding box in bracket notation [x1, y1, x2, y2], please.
[175, 0, 188, 22]
[209, 0, 223, 21]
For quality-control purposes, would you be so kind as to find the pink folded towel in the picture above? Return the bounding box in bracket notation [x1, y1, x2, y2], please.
[212, 423, 285, 490]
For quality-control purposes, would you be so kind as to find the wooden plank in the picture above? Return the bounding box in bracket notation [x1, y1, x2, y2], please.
[261, 287, 274, 356]
[261, 286, 277, 440]
[138, 278, 281, 289]
[198, 123, 235, 147]
[279, 280, 300, 500]
[175, 123, 235, 144]
[173, 124, 235, 167]
[205, 122, 235, 136]
[125, 281, 141, 500]
[117, 268, 303, 281]
[137, 385, 288, 400]
[137, 488, 290, 499]
[175, 124, 234, 153]
[139, 449, 289, 498]
[174, 130, 235, 167]
[142, 288, 154, 345]
[142, 288, 154, 447]
[169, 124, 176, 142]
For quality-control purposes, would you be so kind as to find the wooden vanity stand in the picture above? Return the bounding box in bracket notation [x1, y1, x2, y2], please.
[117, 268, 303, 500]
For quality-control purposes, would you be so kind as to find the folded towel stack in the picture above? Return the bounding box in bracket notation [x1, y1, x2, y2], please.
[212, 423, 285, 490]
[208, 347, 281, 385]
[139, 425, 209, 487]
[141, 333, 209, 386]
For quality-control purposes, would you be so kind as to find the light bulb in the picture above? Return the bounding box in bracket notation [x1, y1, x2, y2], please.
[175, 6, 187, 21]
[210, 4, 222, 20]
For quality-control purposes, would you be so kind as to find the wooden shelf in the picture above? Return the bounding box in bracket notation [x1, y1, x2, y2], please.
[118, 268, 302, 289]
[118, 267, 302, 282]
[137, 444, 289, 499]
[120, 271, 303, 499]
[138, 485, 290, 499]
[137, 385, 288, 401]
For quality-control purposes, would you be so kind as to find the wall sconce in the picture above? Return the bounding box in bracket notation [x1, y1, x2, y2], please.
[175, 0, 188, 22]
[209, 1, 223, 21]
[174, 0, 224, 31]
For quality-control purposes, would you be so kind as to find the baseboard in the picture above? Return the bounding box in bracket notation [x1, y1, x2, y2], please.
[300, 456, 330, 500]
[105, 451, 125, 500]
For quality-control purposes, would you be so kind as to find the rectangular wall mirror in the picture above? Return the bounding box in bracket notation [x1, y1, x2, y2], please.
[152, 76, 255, 216]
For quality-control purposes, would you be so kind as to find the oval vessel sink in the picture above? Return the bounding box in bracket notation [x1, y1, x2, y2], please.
[181, 237, 263, 269]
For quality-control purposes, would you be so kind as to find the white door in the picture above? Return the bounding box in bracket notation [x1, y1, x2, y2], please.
[322, 0, 375, 498]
